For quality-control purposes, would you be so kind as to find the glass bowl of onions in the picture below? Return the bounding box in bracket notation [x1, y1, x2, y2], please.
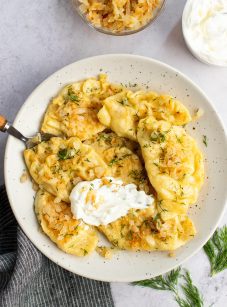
[72, 0, 166, 36]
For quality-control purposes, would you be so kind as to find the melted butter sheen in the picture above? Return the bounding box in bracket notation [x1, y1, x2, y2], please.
[70, 177, 154, 226]
[183, 0, 227, 66]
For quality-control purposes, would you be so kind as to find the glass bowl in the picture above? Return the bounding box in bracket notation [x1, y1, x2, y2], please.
[72, 0, 166, 36]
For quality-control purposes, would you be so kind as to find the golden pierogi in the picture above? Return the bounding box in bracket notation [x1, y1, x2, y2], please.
[35, 190, 98, 256]
[98, 88, 191, 141]
[24, 137, 109, 202]
[41, 75, 123, 140]
[137, 117, 204, 204]
[99, 205, 196, 251]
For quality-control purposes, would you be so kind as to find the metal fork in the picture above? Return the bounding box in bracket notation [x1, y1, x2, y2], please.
[0, 114, 55, 148]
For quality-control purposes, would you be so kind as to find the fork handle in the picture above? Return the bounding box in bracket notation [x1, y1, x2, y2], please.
[0, 115, 7, 131]
[0, 114, 28, 143]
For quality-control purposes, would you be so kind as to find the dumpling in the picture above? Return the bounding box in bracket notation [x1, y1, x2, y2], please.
[137, 117, 204, 205]
[130, 91, 192, 125]
[24, 137, 109, 202]
[98, 206, 196, 251]
[84, 131, 151, 193]
[35, 190, 98, 256]
[97, 89, 191, 141]
[41, 75, 123, 140]
[97, 91, 138, 141]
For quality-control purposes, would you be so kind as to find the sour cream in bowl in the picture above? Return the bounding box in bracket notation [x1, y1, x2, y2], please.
[182, 0, 227, 66]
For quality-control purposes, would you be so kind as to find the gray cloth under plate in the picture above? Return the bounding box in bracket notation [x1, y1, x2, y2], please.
[0, 186, 114, 307]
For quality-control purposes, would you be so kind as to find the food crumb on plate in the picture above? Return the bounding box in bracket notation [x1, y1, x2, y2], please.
[193, 108, 204, 121]
[20, 170, 28, 183]
[168, 251, 176, 258]
[32, 180, 39, 191]
[96, 246, 114, 259]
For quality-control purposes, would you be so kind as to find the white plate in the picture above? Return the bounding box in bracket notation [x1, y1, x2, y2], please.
[4, 54, 227, 282]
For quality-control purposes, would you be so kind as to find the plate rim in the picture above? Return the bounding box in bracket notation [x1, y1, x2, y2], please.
[4, 54, 227, 282]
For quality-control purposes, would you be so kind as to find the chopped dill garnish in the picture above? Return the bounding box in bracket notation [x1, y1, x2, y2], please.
[98, 133, 113, 144]
[129, 170, 146, 183]
[58, 148, 68, 160]
[156, 200, 168, 214]
[202, 135, 208, 147]
[150, 131, 166, 143]
[67, 86, 80, 103]
[58, 148, 80, 160]
[108, 153, 132, 167]
[108, 157, 119, 167]
[176, 135, 183, 144]
[112, 239, 119, 247]
[118, 98, 129, 106]
[69, 94, 80, 102]
[89, 183, 94, 191]
[179, 185, 184, 196]
[128, 82, 137, 88]
[153, 213, 161, 222]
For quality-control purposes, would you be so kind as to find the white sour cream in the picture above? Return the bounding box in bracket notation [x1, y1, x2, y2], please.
[70, 177, 154, 226]
[183, 0, 227, 66]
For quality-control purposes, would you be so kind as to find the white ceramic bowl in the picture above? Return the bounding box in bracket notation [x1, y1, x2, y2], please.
[182, 1, 211, 66]
[182, 0, 227, 67]
[4, 54, 227, 282]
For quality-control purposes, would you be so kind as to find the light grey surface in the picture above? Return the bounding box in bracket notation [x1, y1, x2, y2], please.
[1, 0, 227, 306]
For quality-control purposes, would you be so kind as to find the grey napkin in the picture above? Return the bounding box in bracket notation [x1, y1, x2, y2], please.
[0, 186, 114, 307]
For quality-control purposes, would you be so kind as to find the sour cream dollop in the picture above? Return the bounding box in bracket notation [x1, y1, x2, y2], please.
[182, 0, 227, 66]
[70, 177, 154, 226]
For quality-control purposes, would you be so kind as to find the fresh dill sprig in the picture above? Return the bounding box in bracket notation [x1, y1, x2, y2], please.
[203, 226, 227, 276]
[174, 270, 203, 307]
[133, 268, 203, 307]
[133, 267, 181, 292]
